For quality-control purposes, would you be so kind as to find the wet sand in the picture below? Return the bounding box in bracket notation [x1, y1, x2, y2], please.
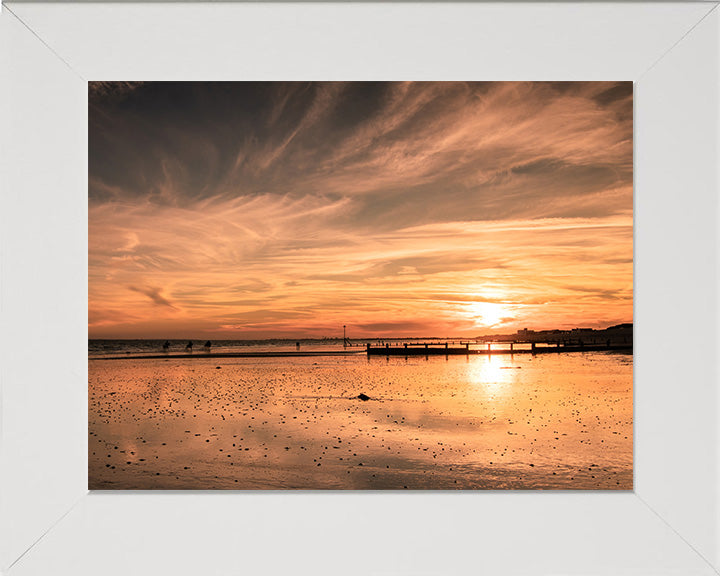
[89, 352, 632, 490]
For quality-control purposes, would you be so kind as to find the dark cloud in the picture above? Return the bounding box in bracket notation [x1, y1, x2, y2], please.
[89, 81, 144, 101]
[562, 285, 629, 300]
[357, 321, 432, 333]
[511, 158, 565, 175]
[128, 285, 176, 309]
[89, 81, 633, 227]
[592, 82, 633, 107]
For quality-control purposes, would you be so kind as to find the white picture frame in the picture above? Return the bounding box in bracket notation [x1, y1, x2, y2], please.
[1, 2, 718, 574]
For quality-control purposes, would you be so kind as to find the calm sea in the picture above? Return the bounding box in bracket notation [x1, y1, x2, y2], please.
[89, 345, 632, 490]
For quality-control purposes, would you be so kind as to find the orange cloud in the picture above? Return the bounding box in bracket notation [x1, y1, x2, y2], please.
[89, 82, 632, 339]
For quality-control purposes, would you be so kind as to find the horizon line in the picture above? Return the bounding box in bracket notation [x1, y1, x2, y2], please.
[88, 322, 633, 341]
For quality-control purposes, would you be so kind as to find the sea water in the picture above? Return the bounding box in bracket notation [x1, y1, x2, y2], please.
[89, 349, 632, 489]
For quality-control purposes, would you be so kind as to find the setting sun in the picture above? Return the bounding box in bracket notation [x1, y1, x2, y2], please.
[468, 301, 508, 328]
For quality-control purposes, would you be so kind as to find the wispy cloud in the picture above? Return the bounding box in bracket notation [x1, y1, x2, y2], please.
[89, 82, 632, 338]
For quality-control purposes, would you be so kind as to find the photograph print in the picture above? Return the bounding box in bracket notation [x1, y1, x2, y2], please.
[89, 81, 633, 489]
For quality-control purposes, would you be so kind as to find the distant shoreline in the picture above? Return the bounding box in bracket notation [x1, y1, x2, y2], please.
[89, 345, 632, 361]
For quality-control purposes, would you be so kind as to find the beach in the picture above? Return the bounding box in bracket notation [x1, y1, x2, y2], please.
[89, 349, 632, 490]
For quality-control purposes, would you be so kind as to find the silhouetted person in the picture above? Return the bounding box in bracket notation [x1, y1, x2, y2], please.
[186, 341, 193, 351]
[204, 341, 212, 351]
[295, 341, 300, 349]
[162, 340, 170, 351]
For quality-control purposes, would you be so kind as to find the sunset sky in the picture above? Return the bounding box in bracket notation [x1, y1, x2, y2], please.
[89, 81, 632, 340]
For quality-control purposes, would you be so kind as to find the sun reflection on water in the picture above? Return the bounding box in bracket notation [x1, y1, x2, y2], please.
[467, 355, 519, 397]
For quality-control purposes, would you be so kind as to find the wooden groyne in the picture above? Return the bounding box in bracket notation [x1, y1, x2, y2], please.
[366, 341, 632, 356]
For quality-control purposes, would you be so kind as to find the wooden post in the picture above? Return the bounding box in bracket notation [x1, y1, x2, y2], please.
[531, 342, 536, 354]
[510, 342, 514, 352]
